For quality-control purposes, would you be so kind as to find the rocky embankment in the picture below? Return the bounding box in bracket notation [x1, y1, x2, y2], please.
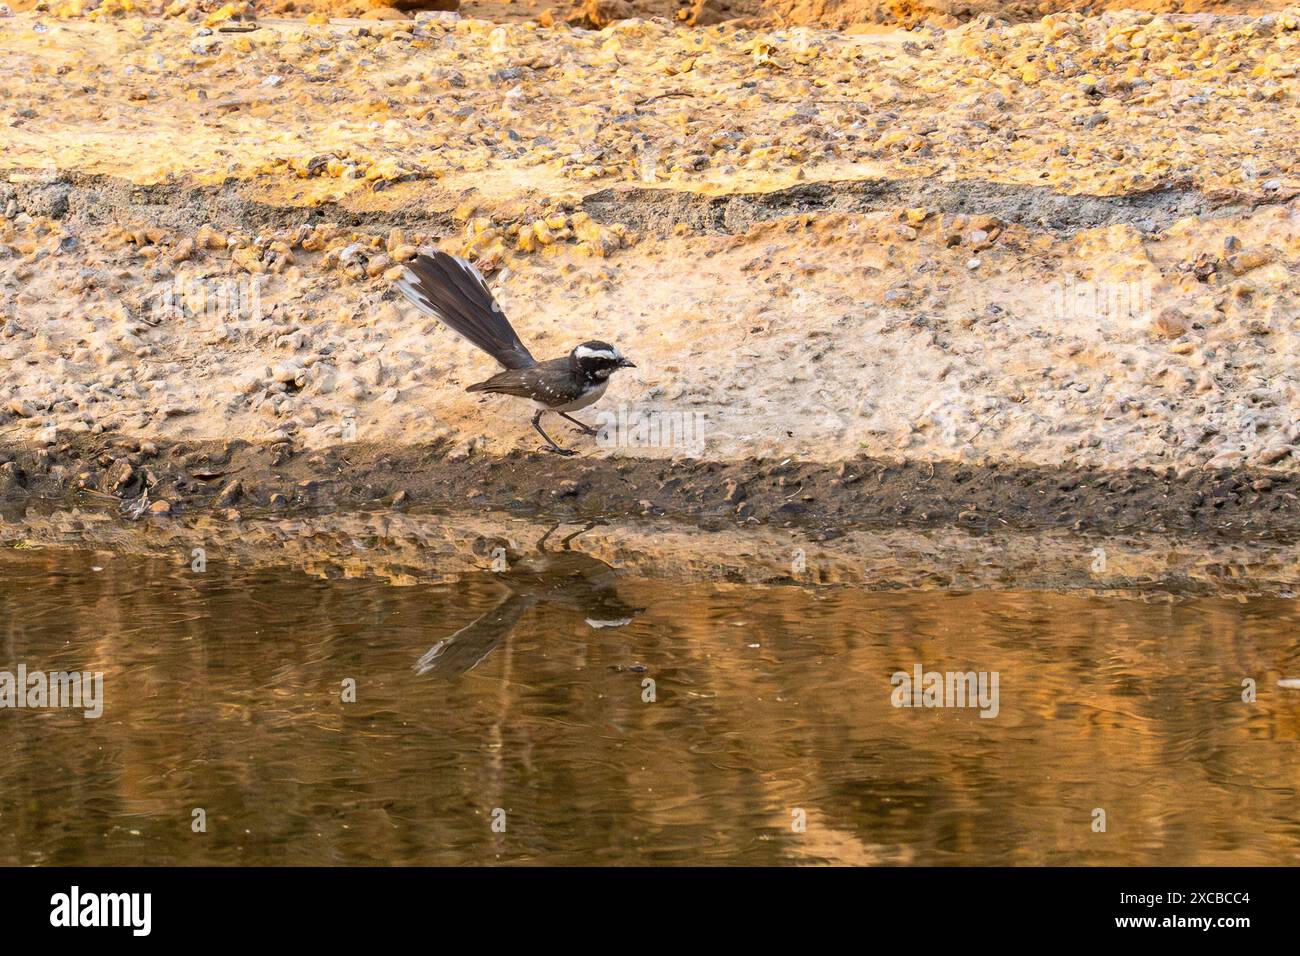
[1, 9, 1298, 534]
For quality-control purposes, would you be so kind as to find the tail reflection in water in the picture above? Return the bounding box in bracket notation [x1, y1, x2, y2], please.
[414, 523, 643, 677]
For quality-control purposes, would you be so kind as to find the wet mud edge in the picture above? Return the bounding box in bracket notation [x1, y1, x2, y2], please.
[0, 436, 1297, 540]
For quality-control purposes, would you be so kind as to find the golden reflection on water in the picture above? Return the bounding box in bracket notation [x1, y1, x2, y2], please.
[1, 542, 1299, 866]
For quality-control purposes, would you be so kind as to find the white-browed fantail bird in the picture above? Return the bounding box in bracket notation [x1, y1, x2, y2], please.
[395, 251, 635, 456]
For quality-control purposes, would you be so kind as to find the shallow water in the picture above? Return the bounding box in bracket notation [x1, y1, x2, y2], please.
[2, 531, 1299, 866]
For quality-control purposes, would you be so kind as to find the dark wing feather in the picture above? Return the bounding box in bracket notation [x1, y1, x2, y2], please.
[464, 367, 538, 397]
[395, 252, 536, 370]
[466, 358, 583, 404]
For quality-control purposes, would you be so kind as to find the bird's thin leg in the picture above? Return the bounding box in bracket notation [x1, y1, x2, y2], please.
[559, 520, 600, 550]
[532, 410, 575, 456]
[536, 522, 561, 553]
[559, 412, 599, 436]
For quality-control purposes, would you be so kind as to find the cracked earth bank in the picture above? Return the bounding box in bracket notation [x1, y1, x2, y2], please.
[1, 8, 1299, 537]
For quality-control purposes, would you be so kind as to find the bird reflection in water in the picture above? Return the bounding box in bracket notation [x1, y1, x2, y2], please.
[414, 522, 643, 677]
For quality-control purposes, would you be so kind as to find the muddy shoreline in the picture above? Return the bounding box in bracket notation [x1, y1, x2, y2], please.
[6, 496, 1300, 598]
[1, 435, 1297, 538]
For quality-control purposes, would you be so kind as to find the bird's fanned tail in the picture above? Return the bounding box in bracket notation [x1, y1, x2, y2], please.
[413, 593, 538, 677]
[395, 251, 537, 370]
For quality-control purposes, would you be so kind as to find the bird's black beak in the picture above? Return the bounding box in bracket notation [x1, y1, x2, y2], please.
[619, 358, 636, 369]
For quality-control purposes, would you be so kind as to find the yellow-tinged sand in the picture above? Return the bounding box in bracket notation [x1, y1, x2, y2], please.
[0, 12, 1297, 199]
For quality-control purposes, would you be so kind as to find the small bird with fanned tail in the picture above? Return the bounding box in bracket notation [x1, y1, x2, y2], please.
[395, 251, 635, 455]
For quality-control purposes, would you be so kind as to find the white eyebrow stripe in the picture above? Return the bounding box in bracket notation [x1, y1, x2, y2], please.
[574, 346, 619, 361]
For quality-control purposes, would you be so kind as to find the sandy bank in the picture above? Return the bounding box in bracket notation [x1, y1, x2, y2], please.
[1, 11, 1298, 533]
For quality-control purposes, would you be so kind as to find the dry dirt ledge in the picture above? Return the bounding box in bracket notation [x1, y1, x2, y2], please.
[1, 11, 1299, 536]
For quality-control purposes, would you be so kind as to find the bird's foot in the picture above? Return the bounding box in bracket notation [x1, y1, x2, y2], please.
[570, 426, 599, 437]
[542, 444, 577, 457]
